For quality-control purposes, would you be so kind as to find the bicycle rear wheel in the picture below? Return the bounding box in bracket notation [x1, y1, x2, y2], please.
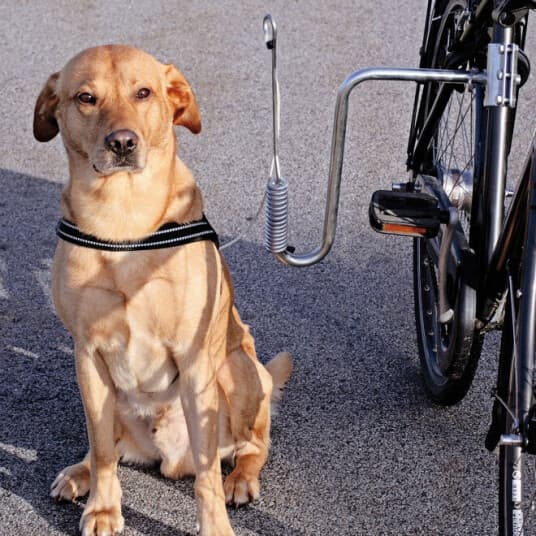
[412, 0, 484, 404]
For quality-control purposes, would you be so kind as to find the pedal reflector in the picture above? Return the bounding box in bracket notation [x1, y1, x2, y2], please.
[369, 190, 443, 238]
[382, 223, 430, 236]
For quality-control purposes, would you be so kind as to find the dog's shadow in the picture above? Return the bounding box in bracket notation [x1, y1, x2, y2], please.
[0, 167, 423, 535]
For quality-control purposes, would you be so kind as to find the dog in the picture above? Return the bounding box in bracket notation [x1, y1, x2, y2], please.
[33, 44, 292, 536]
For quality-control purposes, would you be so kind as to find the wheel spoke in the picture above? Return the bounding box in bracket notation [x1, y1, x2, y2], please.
[435, 94, 474, 173]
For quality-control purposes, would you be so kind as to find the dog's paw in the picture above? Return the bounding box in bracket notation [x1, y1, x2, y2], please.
[80, 507, 124, 536]
[223, 469, 260, 506]
[51, 462, 90, 501]
[197, 521, 235, 536]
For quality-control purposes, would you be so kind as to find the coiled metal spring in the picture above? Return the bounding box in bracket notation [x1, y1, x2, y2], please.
[264, 176, 289, 253]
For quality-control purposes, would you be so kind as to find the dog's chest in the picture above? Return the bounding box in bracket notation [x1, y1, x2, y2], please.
[103, 274, 191, 396]
[108, 325, 178, 397]
[55, 243, 218, 399]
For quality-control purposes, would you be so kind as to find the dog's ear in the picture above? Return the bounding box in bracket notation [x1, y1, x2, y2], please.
[164, 64, 201, 134]
[33, 72, 60, 142]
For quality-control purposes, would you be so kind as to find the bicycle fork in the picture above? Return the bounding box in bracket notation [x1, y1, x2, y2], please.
[493, 143, 536, 535]
[511, 145, 536, 448]
[485, 136, 536, 450]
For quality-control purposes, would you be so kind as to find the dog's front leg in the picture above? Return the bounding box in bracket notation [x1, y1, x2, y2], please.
[180, 350, 234, 536]
[76, 346, 124, 536]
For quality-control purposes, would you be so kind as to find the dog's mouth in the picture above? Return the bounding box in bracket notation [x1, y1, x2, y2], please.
[92, 158, 143, 176]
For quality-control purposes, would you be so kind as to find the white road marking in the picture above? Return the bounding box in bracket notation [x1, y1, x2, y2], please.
[0, 442, 38, 463]
[0, 258, 8, 299]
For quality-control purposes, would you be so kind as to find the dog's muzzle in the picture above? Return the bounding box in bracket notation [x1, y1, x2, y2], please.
[94, 129, 142, 174]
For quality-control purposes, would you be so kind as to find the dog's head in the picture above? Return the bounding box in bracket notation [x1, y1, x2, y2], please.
[33, 45, 201, 178]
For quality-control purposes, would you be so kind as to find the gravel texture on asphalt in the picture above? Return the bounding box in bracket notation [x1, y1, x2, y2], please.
[1, 1, 536, 535]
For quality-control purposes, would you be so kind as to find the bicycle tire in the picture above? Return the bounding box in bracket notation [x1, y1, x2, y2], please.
[412, 0, 484, 405]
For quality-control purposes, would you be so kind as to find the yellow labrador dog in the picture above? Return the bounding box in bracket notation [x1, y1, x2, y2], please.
[33, 45, 292, 536]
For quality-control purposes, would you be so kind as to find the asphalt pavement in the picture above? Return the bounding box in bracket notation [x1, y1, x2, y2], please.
[1, 1, 536, 535]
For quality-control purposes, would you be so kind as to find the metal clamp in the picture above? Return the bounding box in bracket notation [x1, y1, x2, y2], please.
[484, 42, 521, 108]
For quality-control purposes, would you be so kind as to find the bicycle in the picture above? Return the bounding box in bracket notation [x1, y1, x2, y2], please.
[262, 2, 536, 534]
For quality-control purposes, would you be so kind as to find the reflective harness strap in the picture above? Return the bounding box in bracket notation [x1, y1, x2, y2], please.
[56, 214, 219, 251]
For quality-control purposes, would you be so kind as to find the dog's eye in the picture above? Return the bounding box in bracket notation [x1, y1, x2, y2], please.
[77, 92, 96, 105]
[136, 88, 151, 100]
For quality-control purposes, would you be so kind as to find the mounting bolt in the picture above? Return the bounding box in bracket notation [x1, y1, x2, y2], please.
[516, 289, 523, 299]
[497, 95, 503, 104]
[498, 70, 504, 80]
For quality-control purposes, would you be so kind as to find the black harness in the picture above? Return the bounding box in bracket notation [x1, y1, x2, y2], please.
[56, 214, 219, 251]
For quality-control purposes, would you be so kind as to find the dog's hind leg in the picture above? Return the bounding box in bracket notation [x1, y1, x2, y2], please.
[218, 342, 273, 506]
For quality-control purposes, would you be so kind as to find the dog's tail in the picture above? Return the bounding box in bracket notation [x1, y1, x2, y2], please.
[265, 352, 293, 404]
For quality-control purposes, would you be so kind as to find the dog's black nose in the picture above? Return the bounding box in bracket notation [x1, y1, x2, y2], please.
[104, 129, 139, 156]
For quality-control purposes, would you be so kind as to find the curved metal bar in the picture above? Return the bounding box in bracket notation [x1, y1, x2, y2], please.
[275, 67, 487, 267]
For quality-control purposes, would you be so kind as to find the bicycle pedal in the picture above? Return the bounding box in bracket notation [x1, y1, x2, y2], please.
[369, 190, 447, 238]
